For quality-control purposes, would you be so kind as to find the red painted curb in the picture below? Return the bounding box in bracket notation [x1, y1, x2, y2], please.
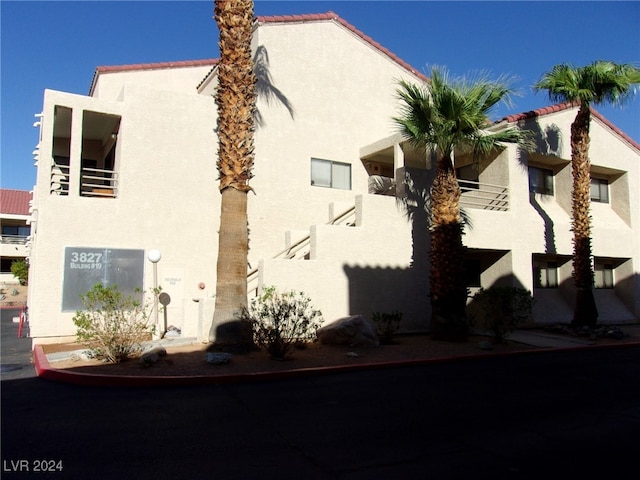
[33, 341, 640, 388]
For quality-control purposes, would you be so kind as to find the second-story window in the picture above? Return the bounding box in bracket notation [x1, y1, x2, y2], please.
[528, 166, 554, 195]
[311, 158, 351, 190]
[590, 177, 609, 203]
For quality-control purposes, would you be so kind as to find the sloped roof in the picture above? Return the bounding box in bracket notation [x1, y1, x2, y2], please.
[196, 11, 430, 91]
[0, 189, 32, 216]
[500, 102, 640, 151]
[88, 59, 218, 95]
[255, 12, 429, 83]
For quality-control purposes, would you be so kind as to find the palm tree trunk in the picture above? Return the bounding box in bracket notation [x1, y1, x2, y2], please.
[429, 154, 468, 341]
[570, 105, 598, 327]
[210, 188, 254, 345]
[209, 0, 256, 348]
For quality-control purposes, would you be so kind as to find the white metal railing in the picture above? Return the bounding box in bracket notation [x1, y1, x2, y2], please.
[81, 167, 118, 198]
[246, 204, 357, 297]
[0, 235, 29, 245]
[458, 179, 509, 211]
[50, 164, 70, 195]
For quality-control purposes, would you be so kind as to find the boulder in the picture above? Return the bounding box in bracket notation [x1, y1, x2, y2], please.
[140, 345, 167, 366]
[317, 315, 380, 347]
[205, 352, 232, 365]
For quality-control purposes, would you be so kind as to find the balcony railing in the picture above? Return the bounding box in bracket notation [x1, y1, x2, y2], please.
[50, 164, 70, 195]
[81, 167, 118, 198]
[0, 235, 29, 245]
[459, 180, 509, 211]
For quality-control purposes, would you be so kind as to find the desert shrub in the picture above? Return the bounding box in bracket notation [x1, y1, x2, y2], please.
[242, 286, 322, 360]
[72, 283, 154, 363]
[11, 259, 28, 286]
[372, 310, 403, 344]
[469, 286, 534, 343]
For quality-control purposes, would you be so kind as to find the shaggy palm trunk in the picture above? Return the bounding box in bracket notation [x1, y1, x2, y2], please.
[571, 105, 598, 327]
[209, 0, 256, 347]
[429, 154, 468, 341]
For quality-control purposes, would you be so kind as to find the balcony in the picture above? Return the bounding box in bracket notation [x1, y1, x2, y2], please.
[81, 167, 118, 198]
[50, 163, 70, 195]
[369, 175, 509, 212]
[459, 179, 509, 211]
[0, 235, 29, 245]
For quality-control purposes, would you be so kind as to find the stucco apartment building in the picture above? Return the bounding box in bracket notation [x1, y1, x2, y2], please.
[26, 12, 639, 344]
[0, 189, 32, 284]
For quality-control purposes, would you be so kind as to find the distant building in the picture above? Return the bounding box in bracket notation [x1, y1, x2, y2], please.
[26, 12, 640, 344]
[0, 189, 32, 284]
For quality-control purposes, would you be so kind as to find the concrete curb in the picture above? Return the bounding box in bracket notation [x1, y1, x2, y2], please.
[33, 341, 640, 388]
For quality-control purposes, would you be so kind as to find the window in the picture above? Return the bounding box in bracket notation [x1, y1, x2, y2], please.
[456, 164, 479, 191]
[533, 260, 558, 288]
[311, 158, 351, 190]
[528, 166, 554, 195]
[594, 262, 614, 289]
[590, 177, 609, 203]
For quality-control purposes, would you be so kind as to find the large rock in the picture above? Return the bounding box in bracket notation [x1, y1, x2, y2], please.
[317, 315, 380, 347]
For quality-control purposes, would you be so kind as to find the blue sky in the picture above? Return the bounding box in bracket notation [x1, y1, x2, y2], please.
[2, 1, 639, 191]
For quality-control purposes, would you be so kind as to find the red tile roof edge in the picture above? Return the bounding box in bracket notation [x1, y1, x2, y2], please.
[89, 59, 219, 95]
[256, 11, 429, 83]
[90, 11, 431, 94]
[0, 189, 32, 216]
[500, 102, 640, 152]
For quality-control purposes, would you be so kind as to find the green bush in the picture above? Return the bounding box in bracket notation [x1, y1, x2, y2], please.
[10, 259, 29, 286]
[469, 286, 534, 343]
[242, 286, 322, 360]
[72, 283, 154, 363]
[372, 310, 403, 344]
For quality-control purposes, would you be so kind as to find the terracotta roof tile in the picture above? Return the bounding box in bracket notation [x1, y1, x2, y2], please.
[0, 189, 32, 216]
[500, 102, 640, 151]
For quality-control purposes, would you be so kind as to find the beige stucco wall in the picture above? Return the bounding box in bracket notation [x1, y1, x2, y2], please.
[27, 19, 640, 343]
[29, 85, 219, 340]
[91, 65, 214, 100]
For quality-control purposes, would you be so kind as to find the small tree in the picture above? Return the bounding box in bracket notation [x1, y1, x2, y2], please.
[72, 283, 154, 363]
[241, 286, 322, 360]
[469, 287, 534, 343]
[11, 259, 28, 286]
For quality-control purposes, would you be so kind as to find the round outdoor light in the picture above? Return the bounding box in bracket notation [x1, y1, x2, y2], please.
[147, 249, 162, 263]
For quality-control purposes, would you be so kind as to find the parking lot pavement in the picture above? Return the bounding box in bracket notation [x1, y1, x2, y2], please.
[1, 307, 34, 381]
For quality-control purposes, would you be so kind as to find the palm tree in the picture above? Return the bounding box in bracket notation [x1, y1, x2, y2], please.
[534, 61, 640, 328]
[209, 0, 257, 348]
[395, 67, 530, 341]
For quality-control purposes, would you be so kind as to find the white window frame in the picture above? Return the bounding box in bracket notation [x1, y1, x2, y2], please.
[590, 177, 609, 203]
[310, 158, 351, 190]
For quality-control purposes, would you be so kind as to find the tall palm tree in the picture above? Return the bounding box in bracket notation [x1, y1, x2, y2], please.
[395, 67, 530, 341]
[209, 0, 257, 348]
[534, 61, 640, 328]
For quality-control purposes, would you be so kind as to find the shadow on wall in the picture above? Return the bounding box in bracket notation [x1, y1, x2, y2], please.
[341, 167, 434, 333]
[397, 167, 433, 271]
[254, 45, 295, 128]
[524, 119, 564, 255]
[466, 273, 531, 324]
[529, 193, 557, 254]
[528, 119, 563, 157]
[343, 264, 430, 333]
